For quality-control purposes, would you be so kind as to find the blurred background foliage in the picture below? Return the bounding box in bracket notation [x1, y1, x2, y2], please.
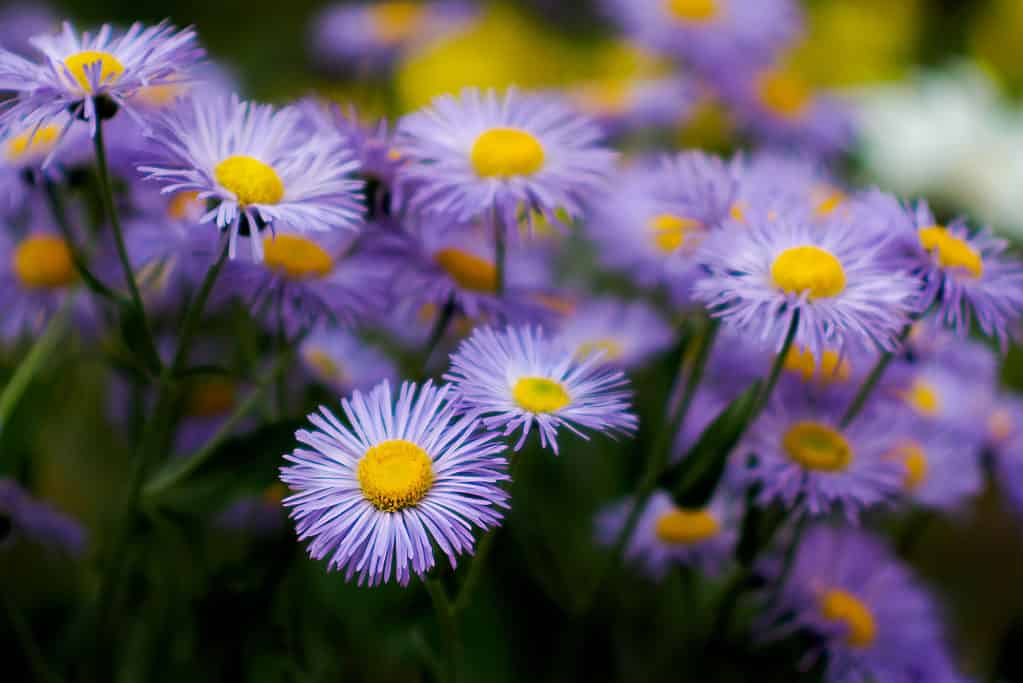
[4, 0, 1023, 681]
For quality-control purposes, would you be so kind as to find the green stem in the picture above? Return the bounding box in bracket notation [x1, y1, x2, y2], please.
[42, 181, 119, 302]
[3, 592, 61, 683]
[0, 299, 71, 433]
[757, 310, 800, 413]
[453, 530, 496, 614]
[840, 324, 912, 428]
[425, 578, 460, 683]
[492, 207, 506, 298]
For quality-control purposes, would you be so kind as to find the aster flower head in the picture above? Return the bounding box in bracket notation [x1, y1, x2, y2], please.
[569, 76, 696, 138]
[597, 490, 738, 580]
[763, 525, 966, 682]
[733, 152, 847, 222]
[280, 380, 509, 586]
[0, 21, 203, 144]
[299, 329, 398, 394]
[0, 225, 81, 339]
[140, 94, 365, 260]
[553, 297, 675, 370]
[693, 204, 918, 359]
[886, 427, 983, 513]
[0, 4, 58, 58]
[396, 87, 617, 232]
[0, 478, 86, 556]
[444, 325, 637, 453]
[0, 113, 83, 215]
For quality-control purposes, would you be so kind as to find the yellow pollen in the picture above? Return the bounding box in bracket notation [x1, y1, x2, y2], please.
[63, 50, 124, 93]
[901, 379, 941, 417]
[890, 442, 928, 491]
[357, 439, 434, 512]
[729, 203, 746, 223]
[434, 248, 497, 292]
[262, 234, 334, 280]
[576, 338, 625, 362]
[654, 508, 721, 545]
[136, 83, 186, 107]
[304, 348, 345, 385]
[784, 347, 851, 384]
[470, 128, 546, 178]
[918, 225, 983, 278]
[513, 377, 571, 413]
[214, 155, 285, 206]
[771, 245, 847, 298]
[782, 421, 852, 472]
[989, 409, 1014, 444]
[167, 191, 203, 221]
[757, 69, 811, 119]
[369, 2, 426, 45]
[819, 589, 877, 648]
[815, 189, 847, 217]
[13, 235, 75, 289]
[648, 214, 701, 253]
[665, 0, 718, 22]
[6, 125, 60, 161]
[184, 379, 236, 418]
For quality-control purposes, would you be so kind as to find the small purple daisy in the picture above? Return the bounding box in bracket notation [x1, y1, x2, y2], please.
[0, 478, 86, 556]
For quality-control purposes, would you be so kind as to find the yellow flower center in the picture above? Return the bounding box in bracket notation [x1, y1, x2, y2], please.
[901, 379, 941, 417]
[6, 125, 61, 162]
[756, 69, 811, 119]
[771, 245, 847, 299]
[576, 338, 625, 362]
[654, 508, 721, 545]
[512, 377, 571, 413]
[648, 214, 701, 253]
[357, 439, 434, 512]
[434, 248, 498, 292]
[64, 50, 125, 93]
[184, 379, 237, 418]
[784, 347, 851, 384]
[665, 0, 718, 22]
[304, 348, 345, 385]
[814, 189, 847, 217]
[369, 2, 426, 44]
[782, 421, 852, 472]
[989, 409, 1014, 444]
[136, 83, 187, 107]
[167, 191, 203, 221]
[262, 234, 334, 280]
[13, 235, 75, 289]
[729, 203, 746, 223]
[890, 442, 928, 491]
[470, 128, 546, 178]
[819, 589, 877, 648]
[214, 155, 285, 206]
[918, 225, 983, 278]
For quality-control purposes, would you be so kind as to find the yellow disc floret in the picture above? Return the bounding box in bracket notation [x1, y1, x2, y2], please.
[369, 2, 426, 45]
[214, 155, 285, 206]
[358, 439, 435, 512]
[6, 125, 61, 162]
[771, 245, 847, 298]
[649, 214, 701, 253]
[654, 508, 721, 545]
[184, 379, 237, 418]
[782, 421, 853, 472]
[13, 235, 75, 289]
[434, 248, 498, 292]
[918, 225, 983, 278]
[512, 377, 571, 413]
[470, 128, 546, 178]
[665, 0, 718, 22]
[901, 379, 941, 417]
[576, 338, 625, 362]
[304, 347, 345, 385]
[63, 50, 125, 93]
[890, 442, 928, 492]
[262, 234, 334, 280]
[756, 68, 811, 119]
[784, 347, 851, 384]
[819, 589, 877, 648]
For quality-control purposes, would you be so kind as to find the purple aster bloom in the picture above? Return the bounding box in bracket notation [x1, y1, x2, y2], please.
[214, 230, 385, 336]
[0, 113, 86, 216]
[741, 398, 903, 521]
[596, 489, 738, 580]
[887, 427, 983, 513]
[0, 21, 203, 146]
[552, 296, 675, 370]
[310, 1, 476, 71]
[0, 478, 86, 556]
[732, 152, 847, 222]
[762, 525, 968, 683]
[604, 0, 802, 74]
[280, 380, 509, 586]
[299, 328, 398, 394]
[692, 203, 918, 359]
[174, 372, 252, 454]
[0, 4, 58, 58]
[568, 76, 697, 138]
[989, 395, 1023, 518]
[140, 94, 365, 260]
[444, 325, 637, 453]
[395, 87, 617, 233]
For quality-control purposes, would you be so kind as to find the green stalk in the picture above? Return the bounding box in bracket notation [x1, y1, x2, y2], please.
[839, 323, 913, 428]
[0, 299, 71, 433]
[756, 311, 800, 413]
[41, 181, 119, 302]
[425, 579, 460, 683]
[492, 207, 506, 298]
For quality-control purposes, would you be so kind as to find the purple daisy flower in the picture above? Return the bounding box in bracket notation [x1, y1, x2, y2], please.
[0, 113, 85, 216]
[553, 296, 675, 370]
[0, 4, 58, 58]
[887, 427, 983, 513]
[732, 152, 847, 222]
[762, 525, 967, 683]
[139, 94, 365, 260]
[0, 21, 203, 145]
[596, 489, 738, 580]
[568, 76, 697, 138]
[741, 398, 904, 521]
[395, 87, 617, 232]
[280, 380, 509, 586]
[299, 328, 398, 395]
[444, 325, 637, 453]
[0, 478, 86, 556]
[692, 203, 918, 358]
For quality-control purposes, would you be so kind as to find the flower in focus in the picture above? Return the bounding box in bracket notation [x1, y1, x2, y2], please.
[140, 95, 364, 260]
[597, 490, 737, 580]
[444, 325, 637, 453]
[0, 21, 203, 142]
[0, 478, 86, 556]
[280, 381, 509, 586]
[553, 297, 674, 370]
[763, 525, 967, 682]
[299, 328, 398, 394]
[396, 87, 616, 231]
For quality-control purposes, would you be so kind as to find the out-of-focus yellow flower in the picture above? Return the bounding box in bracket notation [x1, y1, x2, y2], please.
[971, 0, 1023, 89]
